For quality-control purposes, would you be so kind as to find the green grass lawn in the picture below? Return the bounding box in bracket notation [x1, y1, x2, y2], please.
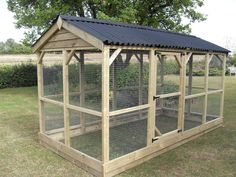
[0, 77, 236, 177]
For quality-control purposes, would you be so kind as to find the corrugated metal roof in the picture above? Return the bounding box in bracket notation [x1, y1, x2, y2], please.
[59, 15, 229, 53]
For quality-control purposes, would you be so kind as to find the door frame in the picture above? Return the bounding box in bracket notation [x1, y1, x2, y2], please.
[147, 50, 184, 145]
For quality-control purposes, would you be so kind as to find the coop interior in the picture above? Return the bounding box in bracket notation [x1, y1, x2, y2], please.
[41, 50, 223, 161]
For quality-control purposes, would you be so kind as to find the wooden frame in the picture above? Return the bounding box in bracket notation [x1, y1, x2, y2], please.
[35, 16, 227, 177]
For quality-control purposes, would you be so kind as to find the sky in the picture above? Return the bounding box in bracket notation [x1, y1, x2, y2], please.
[0, 0, 235, 53]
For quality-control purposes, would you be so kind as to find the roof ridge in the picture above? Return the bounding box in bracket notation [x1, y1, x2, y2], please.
[60, 15, 197, 38]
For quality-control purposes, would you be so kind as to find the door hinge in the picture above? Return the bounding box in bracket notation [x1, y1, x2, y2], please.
[153, 95, 160, 101]
[152, 137, 159, 143]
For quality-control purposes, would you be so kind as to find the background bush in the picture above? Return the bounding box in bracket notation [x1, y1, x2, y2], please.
[0, 64, 37, 89]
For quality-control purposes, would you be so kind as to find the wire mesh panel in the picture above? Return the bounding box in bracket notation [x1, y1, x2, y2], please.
[156, 55, 180, 95]
[208, 55, 223, 90]
[156, 96, 179, 134]
[43, 52, 63, 102]
[207, 93, 221, 121]
[68, 52, 102, 111]
[186, 55, 206, 95]
[69, 110, 102, 160]
[44, 102, 64, 133]
[109, 109, 148, 160]
[184, 96, 204, 130]
[69, 109, 80, 126]
[109, 52, 149, 111]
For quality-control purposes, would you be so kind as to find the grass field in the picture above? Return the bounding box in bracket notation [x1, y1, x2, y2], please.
[0, 77, 236, 177]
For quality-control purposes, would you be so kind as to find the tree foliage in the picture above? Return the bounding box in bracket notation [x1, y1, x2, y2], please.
[0, 39, 32, 54]
[7, 0, 206, 45]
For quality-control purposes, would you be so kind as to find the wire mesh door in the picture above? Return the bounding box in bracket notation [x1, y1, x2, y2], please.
[152, 53, 182, 141]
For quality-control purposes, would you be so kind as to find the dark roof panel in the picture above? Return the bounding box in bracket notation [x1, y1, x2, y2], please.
[60, 15, 230, 53]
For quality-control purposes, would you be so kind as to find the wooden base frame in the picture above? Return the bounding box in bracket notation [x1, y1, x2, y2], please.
[39, 118, 223, 177]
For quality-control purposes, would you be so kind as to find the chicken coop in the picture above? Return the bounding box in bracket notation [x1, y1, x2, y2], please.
[33, 15, 229, 177]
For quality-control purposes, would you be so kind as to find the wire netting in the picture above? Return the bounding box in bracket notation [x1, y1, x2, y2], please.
[208, 55, 223, 90]
[184, 96, 204, 130]
[43, 52, 63, 102]
[207, 93, 221, 121]
[109, 52, 149, 111]
[156, 55, 180, 95]
[155, 96, 179, 134]
[44, 102, 64, 132]
[108, 51, 149, 159]
[69, 111, 102, 160]
[69, 52, 102, 111]
[186, 55, 206, 95]
[109, 109, 148, 160]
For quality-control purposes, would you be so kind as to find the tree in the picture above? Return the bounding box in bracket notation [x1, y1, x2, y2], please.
[0, 39, 32, 54]
[7, 0, 206, 45]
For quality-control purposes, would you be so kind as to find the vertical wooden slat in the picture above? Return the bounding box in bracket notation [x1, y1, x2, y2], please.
[37, 52, 45, 133]
[102, 46, 110, 164]
[79, 52, 86, 133]
[220, 54, 226, 118]
[63, 50, 70, 146]
[147, 49, 156, 145]
[202, 53, 210, 124]
[159, 56, 164, 108]
[178, 53, 186, 131]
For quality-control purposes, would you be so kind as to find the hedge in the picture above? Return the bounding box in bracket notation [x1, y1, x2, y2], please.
[0, 64, 37, 89]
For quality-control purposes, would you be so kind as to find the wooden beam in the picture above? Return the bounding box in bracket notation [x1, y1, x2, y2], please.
[155, 127, 162, 136]
[185, 52, 193, 64]
[185, 92, 205, 99]
[63, 50, 70, 146]
[62, 20, 104, 50]
[40, 97, 64, 107]
[109, 104, 149, 116]
[155, 92, 181, 99]
[174, 54, 182, 68]
[102, 46, 110, 164]
[203, 53, 210, 124]
[220, 54, 226, 118]
[65, 50, 76, 65]
[41, 46, 96, 52]
[37, 51, 45, 64]
[178, 53, 187, 131]
[147, 49, 157, 145]
[215, 54, 223, 63]
[79, 52, 86, 133]
[73, 53, 81, 62]
[160, 52, 181, 56]
[159, 56, 164, 108]
[109, 48, 122, 66]
[67, 104, 102, 117]
[109, 45, 227, 56]
[37, 52, 45, 133]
